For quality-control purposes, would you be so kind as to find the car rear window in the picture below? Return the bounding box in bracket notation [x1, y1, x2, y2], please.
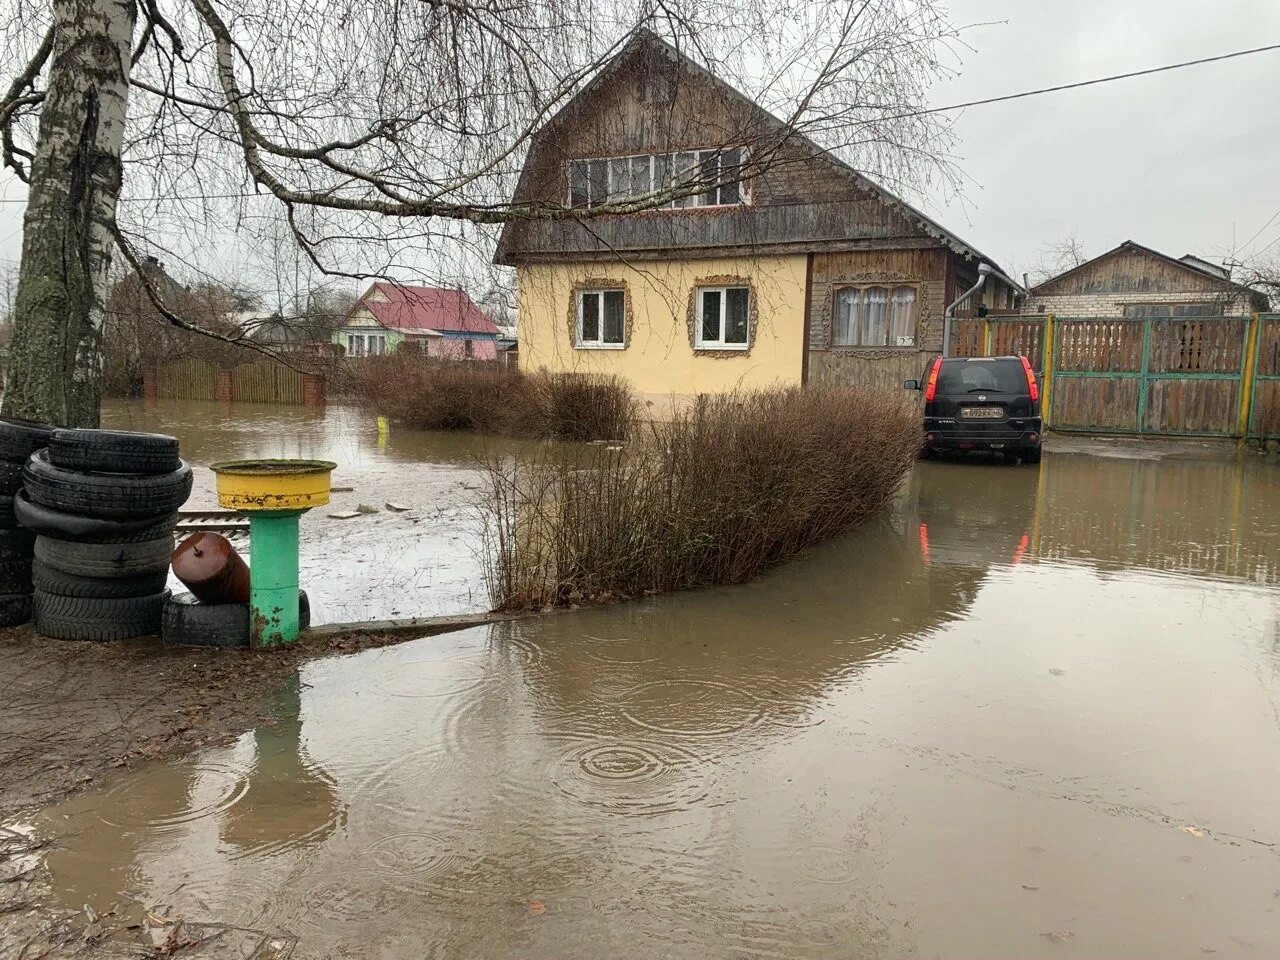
[936, 359, 1028, 395]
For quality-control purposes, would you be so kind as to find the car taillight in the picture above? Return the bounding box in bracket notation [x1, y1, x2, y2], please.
[1020, 356, 1039, 402]
[924, 358, 943, 402]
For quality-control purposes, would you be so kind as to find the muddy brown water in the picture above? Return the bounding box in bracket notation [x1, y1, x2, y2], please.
[27, 422, 1280, 957]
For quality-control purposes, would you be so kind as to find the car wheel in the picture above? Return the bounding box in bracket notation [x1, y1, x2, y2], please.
[32, 589, 168, 641]
[162, 589, 312, 648]
[32, 560, 170, 599]
[0, 418, 54, 464]
[48, 429, 181, 475]
[23, 449, 192, 519]
[34, 534, 174, 579]
[1022, 446, 1042, 465]
[14, 489, 178, 543]
[920, 446, 937, 461]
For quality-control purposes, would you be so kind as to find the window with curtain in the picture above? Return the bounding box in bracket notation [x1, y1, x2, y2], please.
[833, 285, 918, 346]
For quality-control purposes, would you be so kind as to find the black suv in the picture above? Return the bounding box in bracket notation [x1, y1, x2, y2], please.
[904, 356, 1043, 464]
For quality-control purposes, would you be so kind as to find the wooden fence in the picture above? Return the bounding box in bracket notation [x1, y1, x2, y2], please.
[150, 357, 316, 406]
[952, 313, 1280, 439]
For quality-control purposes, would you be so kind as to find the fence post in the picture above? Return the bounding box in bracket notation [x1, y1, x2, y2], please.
[982, 318, 992, 355]
[142, 369, 158, 402]
[1238, 312, 1262, 439]
[1136, 317, 1153, 432]
[216, 370, 234, 404]
[1041, 315, 1056, 429]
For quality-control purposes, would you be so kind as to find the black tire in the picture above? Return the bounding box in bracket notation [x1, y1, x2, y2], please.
[0, 459, 24, 495]
[48, 429, 181, 475]
[34, 534, 173, 579]
[920, 446, 938, 461]
[162, 589, 311, 648]
[23, 449, 192, 519]
[32, 590, 167, 641]
[14, 489, 177, 543]
[0, 527, 34, 595]
[0, 592, 32, 627]
[32, 560, 169, 599]
[1022, 446, 1042, 465]
[0, 418, 54, 464]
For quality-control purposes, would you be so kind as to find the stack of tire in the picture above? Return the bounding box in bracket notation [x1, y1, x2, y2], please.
[19, 429, 192, 641]
[0, 419, 55, 627]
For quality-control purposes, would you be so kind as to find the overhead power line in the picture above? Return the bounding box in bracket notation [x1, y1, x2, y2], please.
[874, 41, 1280, 124]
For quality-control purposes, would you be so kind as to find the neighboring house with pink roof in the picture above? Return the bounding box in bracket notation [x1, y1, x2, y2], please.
[333, 282, 501, 359]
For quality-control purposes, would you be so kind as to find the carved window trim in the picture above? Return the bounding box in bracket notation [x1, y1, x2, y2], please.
[567, 279, 632, 351]
[686, 276, 758, 357]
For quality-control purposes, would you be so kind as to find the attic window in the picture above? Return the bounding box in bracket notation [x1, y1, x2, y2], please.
[568, 148, 746, 210]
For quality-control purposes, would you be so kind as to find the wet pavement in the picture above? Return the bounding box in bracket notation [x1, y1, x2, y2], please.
[20, 433, 1280, 958]
[102, 399, 534, 624]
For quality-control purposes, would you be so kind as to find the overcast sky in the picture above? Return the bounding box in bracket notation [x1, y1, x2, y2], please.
[0, 0, 1277, 294]
[931, 0, 1280, 280]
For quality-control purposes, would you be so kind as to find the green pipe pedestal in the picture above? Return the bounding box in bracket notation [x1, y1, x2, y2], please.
[248, 510, 302, 647]
[209, 458, 336, 650]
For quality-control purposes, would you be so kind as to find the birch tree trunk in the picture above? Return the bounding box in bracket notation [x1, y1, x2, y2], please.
[2, 0, 136, 427]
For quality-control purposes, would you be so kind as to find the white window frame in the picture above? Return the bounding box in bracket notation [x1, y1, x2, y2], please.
[695, 286, 751, 351]
[576, 289, 627, 350]
[567, 147, 750, 210]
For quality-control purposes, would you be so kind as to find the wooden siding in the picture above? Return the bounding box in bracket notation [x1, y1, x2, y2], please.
[805, 248, 948, 389]
[1035, 244, 1247, 297]
[497, 37, 981, 266]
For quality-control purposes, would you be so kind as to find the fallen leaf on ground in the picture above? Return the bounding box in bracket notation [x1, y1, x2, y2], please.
[1181, 825, 1206, 838]
[527, 900, 547, 915]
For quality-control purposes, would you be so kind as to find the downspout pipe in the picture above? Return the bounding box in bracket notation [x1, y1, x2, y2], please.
[942, 262, 994, 357]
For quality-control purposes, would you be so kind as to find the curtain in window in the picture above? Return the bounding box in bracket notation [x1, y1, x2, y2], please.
[834, 289, 859, 345]
[725, 288, 749, 343]
[602, 291, 625, 344]
[889, 287, 917, 344]
[862, 287, 888, 346]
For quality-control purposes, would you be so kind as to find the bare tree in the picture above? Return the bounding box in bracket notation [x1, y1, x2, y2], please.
[1030, 231, 1091, 286]
[0, 0, 965, 425]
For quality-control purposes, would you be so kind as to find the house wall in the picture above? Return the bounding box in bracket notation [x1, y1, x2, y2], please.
[516, 254, 807, 409]
[806, 247, 946, 390]
[1025, 246, 1261, 316]
[331, 307, 404, 354]
[432, 335, 499, 361]
[1025, 290, 1257, 317]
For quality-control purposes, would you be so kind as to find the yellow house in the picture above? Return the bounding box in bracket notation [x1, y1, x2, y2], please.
[495, 30, 1019, 410]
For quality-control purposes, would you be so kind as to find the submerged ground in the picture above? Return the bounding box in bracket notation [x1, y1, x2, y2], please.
[3, 402, 1279, 958]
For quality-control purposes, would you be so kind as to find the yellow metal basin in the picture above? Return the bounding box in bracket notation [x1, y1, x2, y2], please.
[209, 459, 336, 512]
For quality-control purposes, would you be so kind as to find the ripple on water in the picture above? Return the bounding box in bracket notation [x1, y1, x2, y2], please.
[793, 844, 859, 885]
[376, 655, 492, 699]
[619, 679, 767, 739]
[582, 634, 662, 665]
[98, 761, 250, 830]
[553, 740, 714, 816]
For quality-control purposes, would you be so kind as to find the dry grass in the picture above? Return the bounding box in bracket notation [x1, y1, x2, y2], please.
[481, 386, 921, 610]
[354, 353, 634, 441]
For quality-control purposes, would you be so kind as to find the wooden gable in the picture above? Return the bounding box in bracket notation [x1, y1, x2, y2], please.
[495, 33, 970, 265]
[1034, 243, 1245, 297]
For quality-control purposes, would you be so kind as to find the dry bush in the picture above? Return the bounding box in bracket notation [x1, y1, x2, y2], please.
[355, 353, 634, 441]
[482, 386, 921, 610]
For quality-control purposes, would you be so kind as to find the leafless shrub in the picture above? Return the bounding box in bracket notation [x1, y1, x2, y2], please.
[481, 386, 921, 610]
[354, 353, 634, 441]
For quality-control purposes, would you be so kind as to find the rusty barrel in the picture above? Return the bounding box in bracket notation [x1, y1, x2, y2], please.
[171, 531, 250, 604]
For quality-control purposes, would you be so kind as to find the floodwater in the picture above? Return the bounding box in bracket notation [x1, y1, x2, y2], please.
[29, 434, 1280, 958]
[103, 399, 533, 623]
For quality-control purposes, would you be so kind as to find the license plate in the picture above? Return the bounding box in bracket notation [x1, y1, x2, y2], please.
[961, 406, 1004, 419]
